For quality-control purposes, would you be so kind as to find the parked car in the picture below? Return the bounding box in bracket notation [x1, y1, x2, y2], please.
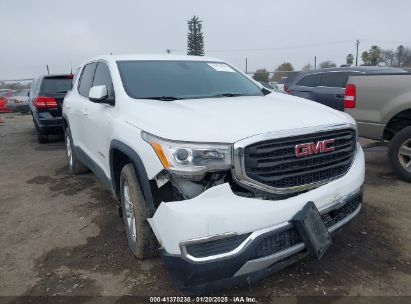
[258, 80, 278, 90]
[344, 73, 411, 182]
[6, 89, 31, 113]
[63, 54, 364, 294]
[288, 67, 407, 111]
[0, 90, 15, 113]
[29, 74, 73, 143]
[277, 71, 300, 92]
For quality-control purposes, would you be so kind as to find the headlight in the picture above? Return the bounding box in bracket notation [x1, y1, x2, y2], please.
[142, 131, 232, 179]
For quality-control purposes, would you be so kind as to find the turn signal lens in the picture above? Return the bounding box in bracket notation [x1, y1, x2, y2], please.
[150, 141, 171, 169]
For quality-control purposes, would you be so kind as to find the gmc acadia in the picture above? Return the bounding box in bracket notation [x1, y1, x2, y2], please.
[62, 54, 365, 293]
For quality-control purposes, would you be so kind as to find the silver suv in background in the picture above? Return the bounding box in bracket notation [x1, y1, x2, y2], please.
[288, 67, 407, 111]
[345, 72, 411, 182]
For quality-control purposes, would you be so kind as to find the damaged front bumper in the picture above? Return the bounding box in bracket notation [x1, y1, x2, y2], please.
[148, 145, 365, 293]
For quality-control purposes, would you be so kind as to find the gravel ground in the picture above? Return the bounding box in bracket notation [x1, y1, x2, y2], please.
[0, 113, 410, 301]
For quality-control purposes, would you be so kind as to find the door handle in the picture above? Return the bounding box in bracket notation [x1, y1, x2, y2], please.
[81, 108, 88, 116]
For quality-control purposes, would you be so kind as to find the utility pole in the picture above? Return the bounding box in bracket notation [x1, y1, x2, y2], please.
[245, 58, 248, 74]
[314, 56, 317, 70]
[355, 40, 360, 66]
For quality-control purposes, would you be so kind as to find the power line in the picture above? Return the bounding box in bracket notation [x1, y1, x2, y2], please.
[174, 40, 353, 53]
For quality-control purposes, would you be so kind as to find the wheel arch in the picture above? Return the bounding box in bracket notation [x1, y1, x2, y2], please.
[62, 113, 69, 131]
[383, 108, 411, 141]
[109, 140, 156, 216]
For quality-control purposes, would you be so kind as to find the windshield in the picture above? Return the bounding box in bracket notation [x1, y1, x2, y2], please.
[117, 60, 263, 100]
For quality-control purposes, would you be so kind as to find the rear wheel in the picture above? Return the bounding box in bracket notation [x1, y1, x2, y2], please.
[120, 163, 158, 259]
[65, 127, 88, 174]
[36, 128, 48, 144]
[33, 119, 48, 143]
[389, 126, 411, 183]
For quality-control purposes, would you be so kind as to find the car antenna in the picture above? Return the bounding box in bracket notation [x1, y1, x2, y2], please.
[46, 65, 50, 75]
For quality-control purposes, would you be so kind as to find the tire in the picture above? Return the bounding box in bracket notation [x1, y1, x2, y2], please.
[34, 121, 48, 143]
[65, 127, 89, 174]
[120, 163, 158, 259]
[388, 126, 411, 183]
[37, 130, 48, 144]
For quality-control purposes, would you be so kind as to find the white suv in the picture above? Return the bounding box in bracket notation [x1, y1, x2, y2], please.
[62, 54, 365, 293]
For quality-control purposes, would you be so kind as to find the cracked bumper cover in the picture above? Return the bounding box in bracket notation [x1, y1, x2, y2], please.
[148, 145, 365, 292]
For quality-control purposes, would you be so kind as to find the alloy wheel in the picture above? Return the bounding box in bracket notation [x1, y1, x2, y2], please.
[398, 138, 411, 173]
[123, 181, 137, 244]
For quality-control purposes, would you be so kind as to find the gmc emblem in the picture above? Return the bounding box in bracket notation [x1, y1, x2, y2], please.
[295, 139, 335, 157]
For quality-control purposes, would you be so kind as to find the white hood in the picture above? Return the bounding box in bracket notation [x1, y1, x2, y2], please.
[125, 93, 354, 143]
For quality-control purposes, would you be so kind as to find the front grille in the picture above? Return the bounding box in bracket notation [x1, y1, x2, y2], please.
[184, 191, 362, 259]
[185, 233, 251, 258]
[252, 192, 362, 259]
[243, 128, 356, 191]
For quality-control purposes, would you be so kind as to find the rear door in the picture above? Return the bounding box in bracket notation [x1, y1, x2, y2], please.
[313, 72, 350, 111]
[71, 62, 97, 153]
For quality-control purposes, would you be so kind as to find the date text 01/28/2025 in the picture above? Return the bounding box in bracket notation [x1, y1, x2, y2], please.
[149, 296, 257, 302]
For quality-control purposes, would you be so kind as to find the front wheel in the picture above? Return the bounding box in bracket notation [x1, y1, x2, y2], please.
[389, 126, 411, 183]
[120, 163, 158, 259]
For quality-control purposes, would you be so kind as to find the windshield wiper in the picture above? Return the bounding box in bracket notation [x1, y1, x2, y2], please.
[55, 91, 68, 94]
[139, 96, 183, 101]
[212, 93, 248, 98]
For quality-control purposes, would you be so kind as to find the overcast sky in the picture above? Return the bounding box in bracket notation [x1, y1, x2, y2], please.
[1, 0, 410, 80]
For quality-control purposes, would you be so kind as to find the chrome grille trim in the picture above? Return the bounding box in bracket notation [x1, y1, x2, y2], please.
[232, 123, 357, 195]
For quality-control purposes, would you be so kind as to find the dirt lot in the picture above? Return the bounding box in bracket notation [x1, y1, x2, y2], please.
[0, 113, 410, 301]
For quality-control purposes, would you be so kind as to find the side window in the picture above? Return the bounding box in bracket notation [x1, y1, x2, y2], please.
[296, 74, 319, 87]
[30, 79, 36, 98]
[319, 72, 349, 88]
[92, 62, 115, 100]
[78, 62, 97, 97]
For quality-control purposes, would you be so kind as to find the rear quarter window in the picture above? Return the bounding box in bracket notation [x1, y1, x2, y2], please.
[319, 72, 350, 88]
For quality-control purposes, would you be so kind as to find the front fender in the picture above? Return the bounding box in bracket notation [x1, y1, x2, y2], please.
[109, 140, 156, 216]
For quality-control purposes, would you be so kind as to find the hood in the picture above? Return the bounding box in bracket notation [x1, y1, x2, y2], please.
[126, 93, 354, 143]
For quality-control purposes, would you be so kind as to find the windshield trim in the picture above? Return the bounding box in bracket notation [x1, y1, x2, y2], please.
[116, 60, 263, 100]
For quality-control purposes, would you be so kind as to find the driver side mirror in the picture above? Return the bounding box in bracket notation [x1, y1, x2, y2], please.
[89, 85, 114, 105]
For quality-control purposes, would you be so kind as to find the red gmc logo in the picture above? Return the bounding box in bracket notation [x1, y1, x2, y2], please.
[295, 139, 335, 157]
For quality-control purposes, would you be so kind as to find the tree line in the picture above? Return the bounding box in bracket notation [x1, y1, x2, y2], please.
[253, 44, 411, 83]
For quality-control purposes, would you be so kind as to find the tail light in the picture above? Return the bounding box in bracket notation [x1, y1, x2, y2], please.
[344, 84, 356, 108]
[34, 96, 58, 108]
[284, 84, 289, 91]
